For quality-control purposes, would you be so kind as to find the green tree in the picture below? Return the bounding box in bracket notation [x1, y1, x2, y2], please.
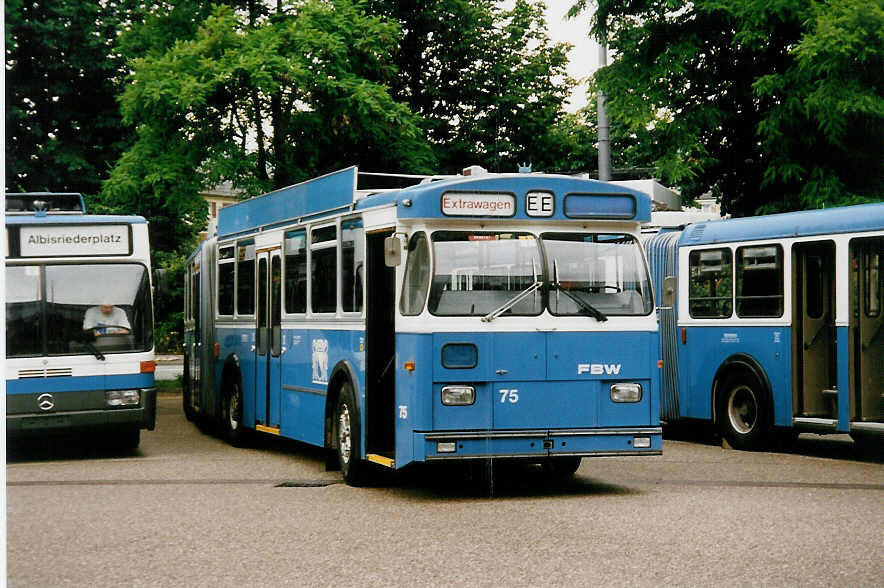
[365, 0, 575, 173]
[571, 0, 884, 215]
[104, 0, 436, 253]
[5, 0, 131, 193]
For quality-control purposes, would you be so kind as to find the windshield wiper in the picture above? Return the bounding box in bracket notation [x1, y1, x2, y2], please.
[79, 332, 106, 360]
[481, 280, 542, 323]
[552, 283, 608, 322]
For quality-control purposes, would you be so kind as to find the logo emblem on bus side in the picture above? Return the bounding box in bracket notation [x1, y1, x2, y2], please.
[37, 393, 55, 411]
[312, 338, 329, 385]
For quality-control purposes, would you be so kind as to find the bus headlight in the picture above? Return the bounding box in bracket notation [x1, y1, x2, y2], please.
[441, 385, 476, 406]
[610, 383, 642, 403]
[106, 389, 141, 407]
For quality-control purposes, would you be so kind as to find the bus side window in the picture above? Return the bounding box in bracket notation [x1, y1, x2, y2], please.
[284, 229, 307, 314]
[736, 245, 783, 318]
[311, 225, 337, 314]
[688, 248, 733, 318]
[237, 240, 256, 316]
[218, 245, 235, 316]
[342, 219, 364, 313]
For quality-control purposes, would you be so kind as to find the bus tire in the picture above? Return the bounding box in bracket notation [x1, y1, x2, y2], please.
[221, 377, 246, 447]
[716, 372, 772, 451]
[542, 456, 582, 477]
[334, 381, 370, 486]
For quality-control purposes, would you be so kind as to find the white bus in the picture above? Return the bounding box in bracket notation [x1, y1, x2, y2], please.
[5, 193, 159, 448]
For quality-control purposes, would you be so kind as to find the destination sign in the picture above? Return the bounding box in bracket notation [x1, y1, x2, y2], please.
[441, 192, 515, 217]
[19, 225, 131, 257]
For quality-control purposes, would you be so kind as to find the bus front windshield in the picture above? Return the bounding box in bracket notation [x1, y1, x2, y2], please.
[543, 233, 653, 317]
[422, 231, 652, 318]
[6, 263, 154, 357]
[428, 232, 543, 316]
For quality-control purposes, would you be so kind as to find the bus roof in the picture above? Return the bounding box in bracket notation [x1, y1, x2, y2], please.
[6, 214, 147, 226]
[355, 172, 651, 221]
[679, 202, 884, 246]
[216, 167, 652, 238]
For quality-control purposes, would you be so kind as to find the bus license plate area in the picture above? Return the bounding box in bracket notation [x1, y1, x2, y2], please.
[421, 430, 662, 460]
[425, 434, 549, 459]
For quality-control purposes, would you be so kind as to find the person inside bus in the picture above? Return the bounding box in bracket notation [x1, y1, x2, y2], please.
[83, 303, 131, 335]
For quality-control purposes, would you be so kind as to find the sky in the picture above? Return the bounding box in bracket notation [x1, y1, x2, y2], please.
[543, 1, 601, 112]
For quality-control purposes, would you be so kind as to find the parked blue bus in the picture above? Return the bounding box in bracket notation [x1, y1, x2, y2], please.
[5, 193, 158, 448]
[644, 203, 884, 450]
[184, 166, 663, 484]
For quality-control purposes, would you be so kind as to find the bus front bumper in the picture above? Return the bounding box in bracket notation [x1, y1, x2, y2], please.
[6, 387, 157, 438]
[416, 427, 663, 461]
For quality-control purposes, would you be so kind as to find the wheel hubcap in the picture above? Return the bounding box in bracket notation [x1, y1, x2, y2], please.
[728, 384, 757, 434]
[338, 404, 351, 464]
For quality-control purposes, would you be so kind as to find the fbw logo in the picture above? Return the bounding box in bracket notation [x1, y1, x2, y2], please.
[577, 363, 622, 376]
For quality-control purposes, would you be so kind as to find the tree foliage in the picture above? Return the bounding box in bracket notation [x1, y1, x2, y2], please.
[5, 0, 131, 193]
[576, 0, 884, 215]
[365, 0, 578, 173]
[104, 0, 436, 253]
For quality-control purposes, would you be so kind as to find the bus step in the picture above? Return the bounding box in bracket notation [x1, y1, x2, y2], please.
[367, 453, 395, 468]
[792, 417, 838, 432]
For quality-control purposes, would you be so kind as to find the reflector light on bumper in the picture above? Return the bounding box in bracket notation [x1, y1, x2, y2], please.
[610, 383, 642, 403]
[441, 385, 476, 406]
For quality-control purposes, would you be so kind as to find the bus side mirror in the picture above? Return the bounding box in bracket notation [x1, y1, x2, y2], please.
[153, 268, 169, 297]
[384, 236, 402, 267]
[661, 276, 676, 308]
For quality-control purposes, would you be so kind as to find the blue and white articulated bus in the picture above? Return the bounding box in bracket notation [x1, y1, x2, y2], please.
[5, 193, 158, 449]
[184, 166, 662, 484]
[644, 203, 884, 451]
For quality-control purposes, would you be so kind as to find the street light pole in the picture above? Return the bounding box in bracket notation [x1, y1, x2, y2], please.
[597, 42, 611, 182]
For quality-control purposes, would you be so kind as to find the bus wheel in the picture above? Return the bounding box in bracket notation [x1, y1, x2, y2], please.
[717, 373, 771, 451]
[221, 378, 245, 447]
[542, 456, 582, 478]
[335, 382, 369, 486]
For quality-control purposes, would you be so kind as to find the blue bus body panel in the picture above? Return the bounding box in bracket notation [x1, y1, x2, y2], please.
[836, 326, 850, 432]
[217, 168, 357, 238]
[680, 203, 884, 246]
[217, 325, 365, 448]
[396, 330, 660, 467]
[7, 373, 154, 395]
[679, 326, 791, 426]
